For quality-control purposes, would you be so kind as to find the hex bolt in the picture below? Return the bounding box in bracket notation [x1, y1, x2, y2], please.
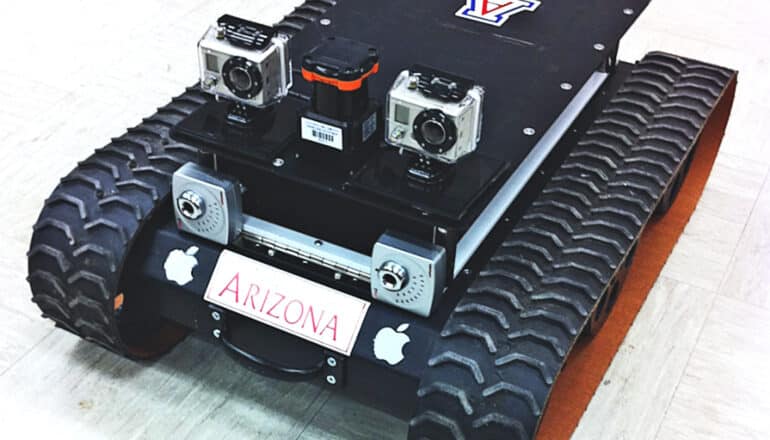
[327, 357, 337, 368]
[211, 311, 221, 321]
[594, 43, 606, 51]
[523, 127, 536, 136]
[334, 273, 343, 281]
[326, 375, 337, 385]
[560, 82, 573, 91]
[213, 329, 221, 339]
[273, 158, 285, 167]
[623, 8, 635, 15]
[320, 18, 332, 26]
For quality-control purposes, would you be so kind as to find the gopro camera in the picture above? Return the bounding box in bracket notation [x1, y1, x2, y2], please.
[385, 66, 484, 163]
[198, 15, 292, 108]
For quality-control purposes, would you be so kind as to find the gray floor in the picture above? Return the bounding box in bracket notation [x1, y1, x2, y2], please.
[1, 1, 768, 439]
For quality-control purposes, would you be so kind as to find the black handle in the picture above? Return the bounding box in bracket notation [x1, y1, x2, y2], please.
[217, 319, 325, 382]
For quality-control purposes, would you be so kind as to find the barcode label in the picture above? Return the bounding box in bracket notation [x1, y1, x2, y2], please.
[301, 118, 343, 150]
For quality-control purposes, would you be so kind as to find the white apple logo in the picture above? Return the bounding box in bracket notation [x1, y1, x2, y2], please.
[163, 246, 200, 286]
[373, 323, 411, 366]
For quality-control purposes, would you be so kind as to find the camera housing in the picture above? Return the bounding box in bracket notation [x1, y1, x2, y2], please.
[198, 15, 292, 109]
[385, 66, 484, 163]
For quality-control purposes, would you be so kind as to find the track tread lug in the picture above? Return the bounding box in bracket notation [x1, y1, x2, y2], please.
[27, 88, 207, 358]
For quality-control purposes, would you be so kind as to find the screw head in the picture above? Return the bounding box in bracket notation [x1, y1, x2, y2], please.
[267, 249, 276, 257]
[334, 273, 342, 281]
[594, 43, 606, 51]
[212, 329, 221, 339]
[560, 82, 573, 91]
[319, 18, 332, 26]
[327, 357, 337, 368]
[326, 375, 337, 385]
[523, 127, 536, 136]
[623, 8, 635, 15]
[211, 311, 221, 321]
[273, 158, 285, 167]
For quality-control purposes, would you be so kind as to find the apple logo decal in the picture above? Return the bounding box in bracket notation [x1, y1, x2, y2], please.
[373, 323, 411, 366]
[163, 246, 200, 286]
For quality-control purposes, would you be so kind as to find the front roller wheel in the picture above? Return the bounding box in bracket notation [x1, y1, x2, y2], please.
[27, 88, 208, 359]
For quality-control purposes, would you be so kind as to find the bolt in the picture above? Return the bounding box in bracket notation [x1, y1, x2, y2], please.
[326, 375, 337, 385]
[560, 82, 573, 91]
[212, 329, 221, 339]
[623, 8, 634, 15]
[523, 127, 536, 136]
[334, 273, 342, 281]
[463, 268, 472, 276]
[320, 18, 332, 26]
[211, 311, 221, 321]
[273, 158, 285, 167]
[314, 240, 324, 247]
[267, 249, 276, 257]
[202, 76, 217, 90]
[327, 357, 337, 368]
[594, 43, 606, 51]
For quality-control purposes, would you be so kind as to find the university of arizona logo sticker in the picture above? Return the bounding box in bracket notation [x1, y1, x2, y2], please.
[456, 0, 542, 27]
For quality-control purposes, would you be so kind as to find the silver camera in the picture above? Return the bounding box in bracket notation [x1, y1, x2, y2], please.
[371, 231, 447, 317]
[172, 162, 243, 246]
[198, 15, 292, 108]
[385, 66, 484, 163]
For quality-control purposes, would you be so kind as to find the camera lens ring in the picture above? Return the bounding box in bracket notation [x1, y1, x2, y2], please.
[222, 56, 263, 100]
[413, 109, 457, 154]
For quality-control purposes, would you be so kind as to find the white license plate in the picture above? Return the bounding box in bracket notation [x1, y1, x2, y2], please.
[204, 250, 370, 356]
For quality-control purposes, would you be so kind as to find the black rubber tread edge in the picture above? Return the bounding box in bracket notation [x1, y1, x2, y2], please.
[27, 88, 208, 357]
[409, 53, 735, 440]
[275, 0, 337, 36]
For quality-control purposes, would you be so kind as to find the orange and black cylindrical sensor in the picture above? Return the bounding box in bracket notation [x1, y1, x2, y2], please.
[301, 37, 379, 120]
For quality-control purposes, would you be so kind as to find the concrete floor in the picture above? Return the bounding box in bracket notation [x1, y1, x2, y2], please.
[0, 1, 768, 439]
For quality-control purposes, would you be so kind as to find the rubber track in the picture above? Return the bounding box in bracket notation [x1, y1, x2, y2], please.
[409, 53, 735, 440]
[27, 88, 208, 356]
[275, 0, 337, 36]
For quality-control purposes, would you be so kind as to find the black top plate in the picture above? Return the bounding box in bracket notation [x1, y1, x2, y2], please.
[174, 0, 649, 229]
[288, 0, 649, 164]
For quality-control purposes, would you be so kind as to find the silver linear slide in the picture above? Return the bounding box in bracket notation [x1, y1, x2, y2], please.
[241, 216, 372, 282]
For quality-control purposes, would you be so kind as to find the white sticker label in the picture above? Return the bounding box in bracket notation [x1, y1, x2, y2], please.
[204, 250, 370, 356]
[301, 117, 344, 150]
[456, 0, 541, 27]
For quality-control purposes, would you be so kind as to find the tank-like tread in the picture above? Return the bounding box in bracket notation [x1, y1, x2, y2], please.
[275, 0, 337, 36]
[27, 88, 208, 357]
[409, 53, 735, 439]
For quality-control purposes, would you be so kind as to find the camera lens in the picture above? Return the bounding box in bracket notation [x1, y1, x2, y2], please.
[228, 67, 253, 92]
[413, 109, 457, 154]
[420, 119, 448, 146]
[222, 57, 263, 99]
